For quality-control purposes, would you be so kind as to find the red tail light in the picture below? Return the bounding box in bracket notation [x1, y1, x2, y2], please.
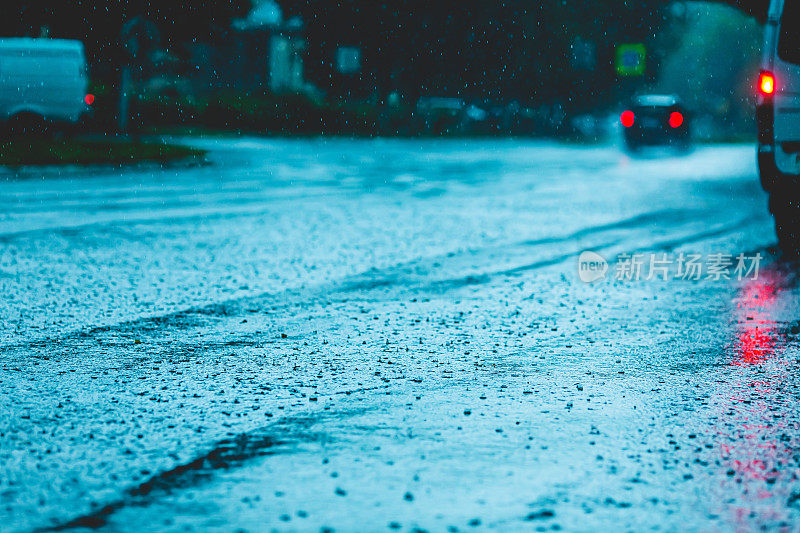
[620, 110, 635, 128]
[85, 94, 95, 105]
[668, 111, 684, 128]
[759, 72, 775, 96]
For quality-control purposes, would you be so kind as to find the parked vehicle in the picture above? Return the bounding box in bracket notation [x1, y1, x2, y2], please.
[620, 94, 690, 151]
[757, 0, 800, 251]
[415, 97, 466, 134]
[0, 38, 92, 136]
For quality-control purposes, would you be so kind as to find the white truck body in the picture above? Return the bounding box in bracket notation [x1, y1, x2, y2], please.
[0, 38, 89, 125]
[762, 0, 800, 175]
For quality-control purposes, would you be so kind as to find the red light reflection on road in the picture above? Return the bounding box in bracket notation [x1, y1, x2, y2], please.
[731, 277, 778, 366]
[716, 270, 799, 530]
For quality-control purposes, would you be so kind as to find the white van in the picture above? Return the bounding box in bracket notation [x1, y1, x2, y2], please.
[0, 38, 91, 133]
[757, 0, 800, 250]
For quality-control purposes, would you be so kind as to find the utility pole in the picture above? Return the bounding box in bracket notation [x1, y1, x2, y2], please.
[119, 16, 159, 134]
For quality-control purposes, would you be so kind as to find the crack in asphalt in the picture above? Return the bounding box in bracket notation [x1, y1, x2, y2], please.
[39, 417, 324, 531]
[521, 207, 706, 246]
[651, 217, 760, 252]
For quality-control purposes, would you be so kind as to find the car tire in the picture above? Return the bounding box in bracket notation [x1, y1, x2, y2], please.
[771, 191, 800, 256]
[759, 153, 777, 191]
[8, 112, 48, 138]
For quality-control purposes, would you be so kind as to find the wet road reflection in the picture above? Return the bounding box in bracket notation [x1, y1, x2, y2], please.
[0, 140, 781, 530]
[718, 267, 800, 530]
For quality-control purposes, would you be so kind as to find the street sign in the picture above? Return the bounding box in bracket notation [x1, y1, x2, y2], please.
[336, 46, 361, 74]
[615, 43, 646, 77]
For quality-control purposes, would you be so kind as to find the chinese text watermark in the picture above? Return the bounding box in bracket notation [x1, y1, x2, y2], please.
[578, 251, 762, 283]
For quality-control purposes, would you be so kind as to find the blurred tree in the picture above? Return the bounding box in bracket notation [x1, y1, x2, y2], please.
[656, 2, 762, 139]
[278, 0, 668, 109]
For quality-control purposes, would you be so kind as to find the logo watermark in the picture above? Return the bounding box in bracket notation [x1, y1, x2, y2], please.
[578, 251, 609, 283]
[577, 251, 762, 283]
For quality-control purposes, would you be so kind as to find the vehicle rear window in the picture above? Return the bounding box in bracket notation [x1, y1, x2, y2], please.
[779, 0, 800, 65]
[633, 106, 670, 117]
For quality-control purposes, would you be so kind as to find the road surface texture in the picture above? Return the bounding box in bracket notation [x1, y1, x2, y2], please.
[1, 138, 798, 532]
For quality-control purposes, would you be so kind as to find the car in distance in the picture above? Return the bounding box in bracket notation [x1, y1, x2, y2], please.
[757, 0, 800, 252]
[620, 94, 690, 151]
[0, 38, 93, 136]
[415, 97, 467, 134]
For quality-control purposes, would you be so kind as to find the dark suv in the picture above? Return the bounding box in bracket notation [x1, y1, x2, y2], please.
[621, 94, 690, 151]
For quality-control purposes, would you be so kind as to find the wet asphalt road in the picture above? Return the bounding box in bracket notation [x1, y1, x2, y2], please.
[1, 138, 799, 532]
